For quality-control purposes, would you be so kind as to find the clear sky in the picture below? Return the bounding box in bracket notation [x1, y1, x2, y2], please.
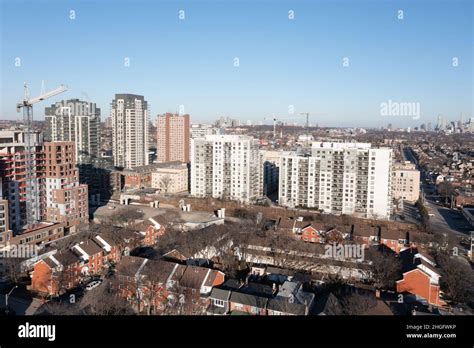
[0, 0, 472, 127]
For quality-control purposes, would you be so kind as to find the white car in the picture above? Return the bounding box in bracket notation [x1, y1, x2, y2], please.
[428, 213, 435, 217]
[85, 280, 102, 291]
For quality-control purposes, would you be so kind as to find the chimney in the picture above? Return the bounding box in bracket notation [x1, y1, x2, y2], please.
[304, 300, 309, 315]
[272, 283, 277, 294]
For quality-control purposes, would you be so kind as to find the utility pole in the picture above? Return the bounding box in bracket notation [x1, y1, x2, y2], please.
[5, 285, 18, 315]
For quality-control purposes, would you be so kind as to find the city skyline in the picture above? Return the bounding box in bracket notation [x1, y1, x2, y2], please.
[1, 0, 472, 128]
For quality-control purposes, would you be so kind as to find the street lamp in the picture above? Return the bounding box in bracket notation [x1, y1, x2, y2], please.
[5, 285, 18, 315]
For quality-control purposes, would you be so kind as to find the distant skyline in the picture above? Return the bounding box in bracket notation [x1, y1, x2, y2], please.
[1, 0, 472, 128]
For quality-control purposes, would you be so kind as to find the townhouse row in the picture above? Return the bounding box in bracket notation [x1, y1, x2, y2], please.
[29, 217, 164, 297]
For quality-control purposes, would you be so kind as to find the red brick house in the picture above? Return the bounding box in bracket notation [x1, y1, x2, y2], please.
[114, 256, 176, 313]
[93, 234, 121, 265]
[30, 249, 82, 296]
[324, 228, 350, 244]
[30, 230, 133, 297]
[71, 240, 105, 276]
[352, 225, 412, 253]
[133, 216, 166, 247]
[114, 256, 225, 314]
[396, 249, 446, 307]
[300, 225, 325, 244]
[167, 263, 225, 314]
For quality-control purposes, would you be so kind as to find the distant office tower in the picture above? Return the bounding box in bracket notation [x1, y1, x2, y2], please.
[45, 99, 101, 163]
[279, 142, 393, 219]
[43, 142, 89, 233]
[427, 122, 432, 132]
[392, 161, 420, 203]
[436, 115, 446, 131]
[111, 94, 149, 169]
[0, 129, 44, 231]
[191, 135, 263, 203]
[156, 113, 190, 163]
[104, 116, 113, 128]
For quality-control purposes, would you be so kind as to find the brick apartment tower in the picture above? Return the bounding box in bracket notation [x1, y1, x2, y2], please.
[43, 142, 89, 233]
[156, 113, 190, 163]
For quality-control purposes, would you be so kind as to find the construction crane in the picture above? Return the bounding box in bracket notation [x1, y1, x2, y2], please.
[16, 82, 67, 226]
[264, 113, 300, 138]
[299, 112, 326, 129]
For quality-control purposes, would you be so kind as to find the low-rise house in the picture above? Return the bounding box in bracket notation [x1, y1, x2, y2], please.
[171, 264, 225, 314]
[30, 238, 107, 297]
[396, 248, 446, 307]
[93, 234, 121, 265]
[207, 287, 232, 315]
[29, 227, 149, 297]
[352, 225, 411, 253]
[30, 249, 81, 296]
[300, 225, 325, 244]
[115, 256, 225, 314]
[72, 240, 105, 276]
[229, 291, 268, 315]
[267, 280, 315, 316]
[324, 228, 350, 244]
[114, 256, 176, 313]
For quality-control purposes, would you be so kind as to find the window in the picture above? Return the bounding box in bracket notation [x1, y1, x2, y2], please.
[213, 299, 225, 308]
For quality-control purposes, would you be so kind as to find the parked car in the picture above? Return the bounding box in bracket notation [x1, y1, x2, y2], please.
[85, 280, 102, 291]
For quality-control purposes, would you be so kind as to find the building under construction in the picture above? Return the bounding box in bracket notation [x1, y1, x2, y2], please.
[0, 129, 88, 235]
[0, 129, 45, 231]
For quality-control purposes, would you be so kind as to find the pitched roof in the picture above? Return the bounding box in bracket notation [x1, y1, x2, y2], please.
[316, 292, 344, 315]
[53, 249, 80, 267]
[209, 287, 231, 301]
[93, 233, 117, 248]
[115, 256, 146, 278]
[267, 298, 306, 315]
[77, 240, 103, 256]
[179, 266, 209, 289]
[140, 259, 176, 283]
[204, 270, 222, 288]
[229, 291, 268, 308]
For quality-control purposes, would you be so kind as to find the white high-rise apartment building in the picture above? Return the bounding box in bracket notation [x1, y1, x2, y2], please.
[111, 94, 149, 169]
[279, 142, 392, 219]
[190, 124, 221, 139]
[191, 135, 263, 203]
[45, 99, 101, 164]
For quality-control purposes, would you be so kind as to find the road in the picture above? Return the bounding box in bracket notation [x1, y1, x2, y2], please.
[404, 147, 472, 239]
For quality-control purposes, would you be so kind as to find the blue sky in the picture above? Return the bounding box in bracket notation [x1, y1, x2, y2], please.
[0, 0, 472, 127]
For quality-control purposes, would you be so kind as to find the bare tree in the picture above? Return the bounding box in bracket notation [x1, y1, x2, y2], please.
[437, 182, 455, 206]
[159, 175, 173, 194]
[82, 282, 135, 315]
[365, 247, 402, 290]
[3, 257, 25, 285]
[434, 252, 474, 305]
